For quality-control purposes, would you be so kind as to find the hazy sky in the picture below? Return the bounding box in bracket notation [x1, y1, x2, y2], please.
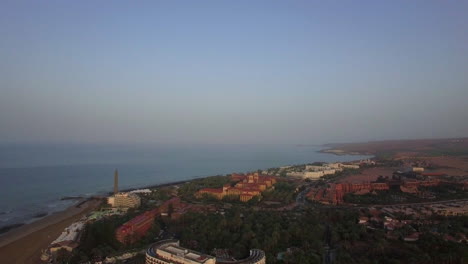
[1, 1, 467, 144]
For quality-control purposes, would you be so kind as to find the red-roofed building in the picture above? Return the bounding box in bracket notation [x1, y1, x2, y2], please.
[231, 173, 247, 182]
[116, 197, 184, 244]
[196, 173, 277, 202]
[309, 178, 443, 204]
[197, 188, 225, 199]
[116, 210, 157, 244]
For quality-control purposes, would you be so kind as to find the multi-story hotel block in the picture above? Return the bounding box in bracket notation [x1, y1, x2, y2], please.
[116, 209, 157, 244]
[196, 173, 277, 202]
[116, 197, 183, 244]
[288, 163, 360, 179]
[107, 170, 141, 209]
[108, 192, 141, 208]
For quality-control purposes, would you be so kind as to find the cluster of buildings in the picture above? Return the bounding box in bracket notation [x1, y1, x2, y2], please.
[146, 240, 265, 264]
[42, 171, 144, 262]
[308, 177, 443, 204]
[41, 169, 271, 263]
[432, 202, 468, 216]
[358, 201, 468, 243]
[286, 162, 360, 179]
[379, 200, 468, 218]
[116, 197, 214, 244]
[358, 214, 422, 242]
[196, 173, 277, 202]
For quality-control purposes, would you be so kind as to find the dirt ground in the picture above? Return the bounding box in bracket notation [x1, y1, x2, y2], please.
[338, 167, 398, 183]
[331, 138, 468, 156]
[418, 156, 468, 176]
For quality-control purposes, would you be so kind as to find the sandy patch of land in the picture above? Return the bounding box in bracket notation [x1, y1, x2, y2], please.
[329, 138, 468, 156]
[394, 152, 422, 159]
[426, 156, 468, 170]
[0, 199, 101, 264]
[395, 155, 468, 176]
[421, 156, 468, 176]
[338, 167, 397, 183]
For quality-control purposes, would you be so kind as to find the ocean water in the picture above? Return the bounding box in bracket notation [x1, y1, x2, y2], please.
[0, 143, 370, 230]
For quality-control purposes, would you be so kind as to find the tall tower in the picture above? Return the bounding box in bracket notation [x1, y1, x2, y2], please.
[114, 169, 119, 194]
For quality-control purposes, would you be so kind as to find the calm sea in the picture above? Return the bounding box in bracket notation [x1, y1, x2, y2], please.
[0, 143, 370, 230]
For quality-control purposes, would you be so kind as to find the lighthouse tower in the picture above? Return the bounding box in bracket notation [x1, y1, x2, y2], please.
[114, 169, 119, 194]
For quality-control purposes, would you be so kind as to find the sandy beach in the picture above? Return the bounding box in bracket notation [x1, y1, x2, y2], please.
[0, 199, 101, 264]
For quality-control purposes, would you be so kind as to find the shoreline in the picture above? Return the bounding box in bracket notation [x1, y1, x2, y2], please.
[0, 199, 101, 264]
[0, 152, 370, 263]
[118, 179, 192, 194]
[0, 179, 195, 263]
[0, 179, 197, 238]
[0, 150, 371, 242]
[1, 151, 369, 237]
[318, 148, 370, 156]
[0, 198, 100, 247]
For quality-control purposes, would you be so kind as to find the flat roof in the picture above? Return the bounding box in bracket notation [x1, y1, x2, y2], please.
[152, 240, 214, 263]
[165, 245, 186, 255]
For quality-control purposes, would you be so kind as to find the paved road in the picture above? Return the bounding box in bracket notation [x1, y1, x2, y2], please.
[296, 183, 315, 206]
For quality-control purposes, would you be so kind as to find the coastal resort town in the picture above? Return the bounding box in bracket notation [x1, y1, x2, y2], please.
[15, 139, 468, 264]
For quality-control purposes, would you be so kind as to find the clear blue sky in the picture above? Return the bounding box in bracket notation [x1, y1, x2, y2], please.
[1, 0, 467, 144]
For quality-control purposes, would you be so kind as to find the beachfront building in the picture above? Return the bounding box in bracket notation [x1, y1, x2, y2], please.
[288, 162, 360, 180]
[287, 171, 324, 179]
[146, 240, 216, 264]
[196, 173, 276, 202]
[41, 220, 86, 261]
[49, 221, 85, 253]
[305, 164, 328, 171]
[130, 188, 152, 195]
[108, 192, 141, 208]
[305, 163, 359, 172]
[341, 164, 360, 169]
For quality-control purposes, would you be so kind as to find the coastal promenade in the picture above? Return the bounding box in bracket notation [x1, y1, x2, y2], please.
[0, 199, 100, 264]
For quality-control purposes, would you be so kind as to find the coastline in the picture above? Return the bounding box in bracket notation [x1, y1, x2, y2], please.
[0, 149, 369, 237]
[0, 149, 369, 263]
[118, 179, 192, 193]
[0, 179, 196, 263]
[0, 179, 196, 240]
[0, 199, 101, 264]
[318, 147, 370, 156]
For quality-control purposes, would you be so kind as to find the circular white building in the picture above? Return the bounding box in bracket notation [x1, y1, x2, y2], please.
[146, 240, 216, 264]
[146, 240, 266, 264]
[216, 249, 266, 264]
